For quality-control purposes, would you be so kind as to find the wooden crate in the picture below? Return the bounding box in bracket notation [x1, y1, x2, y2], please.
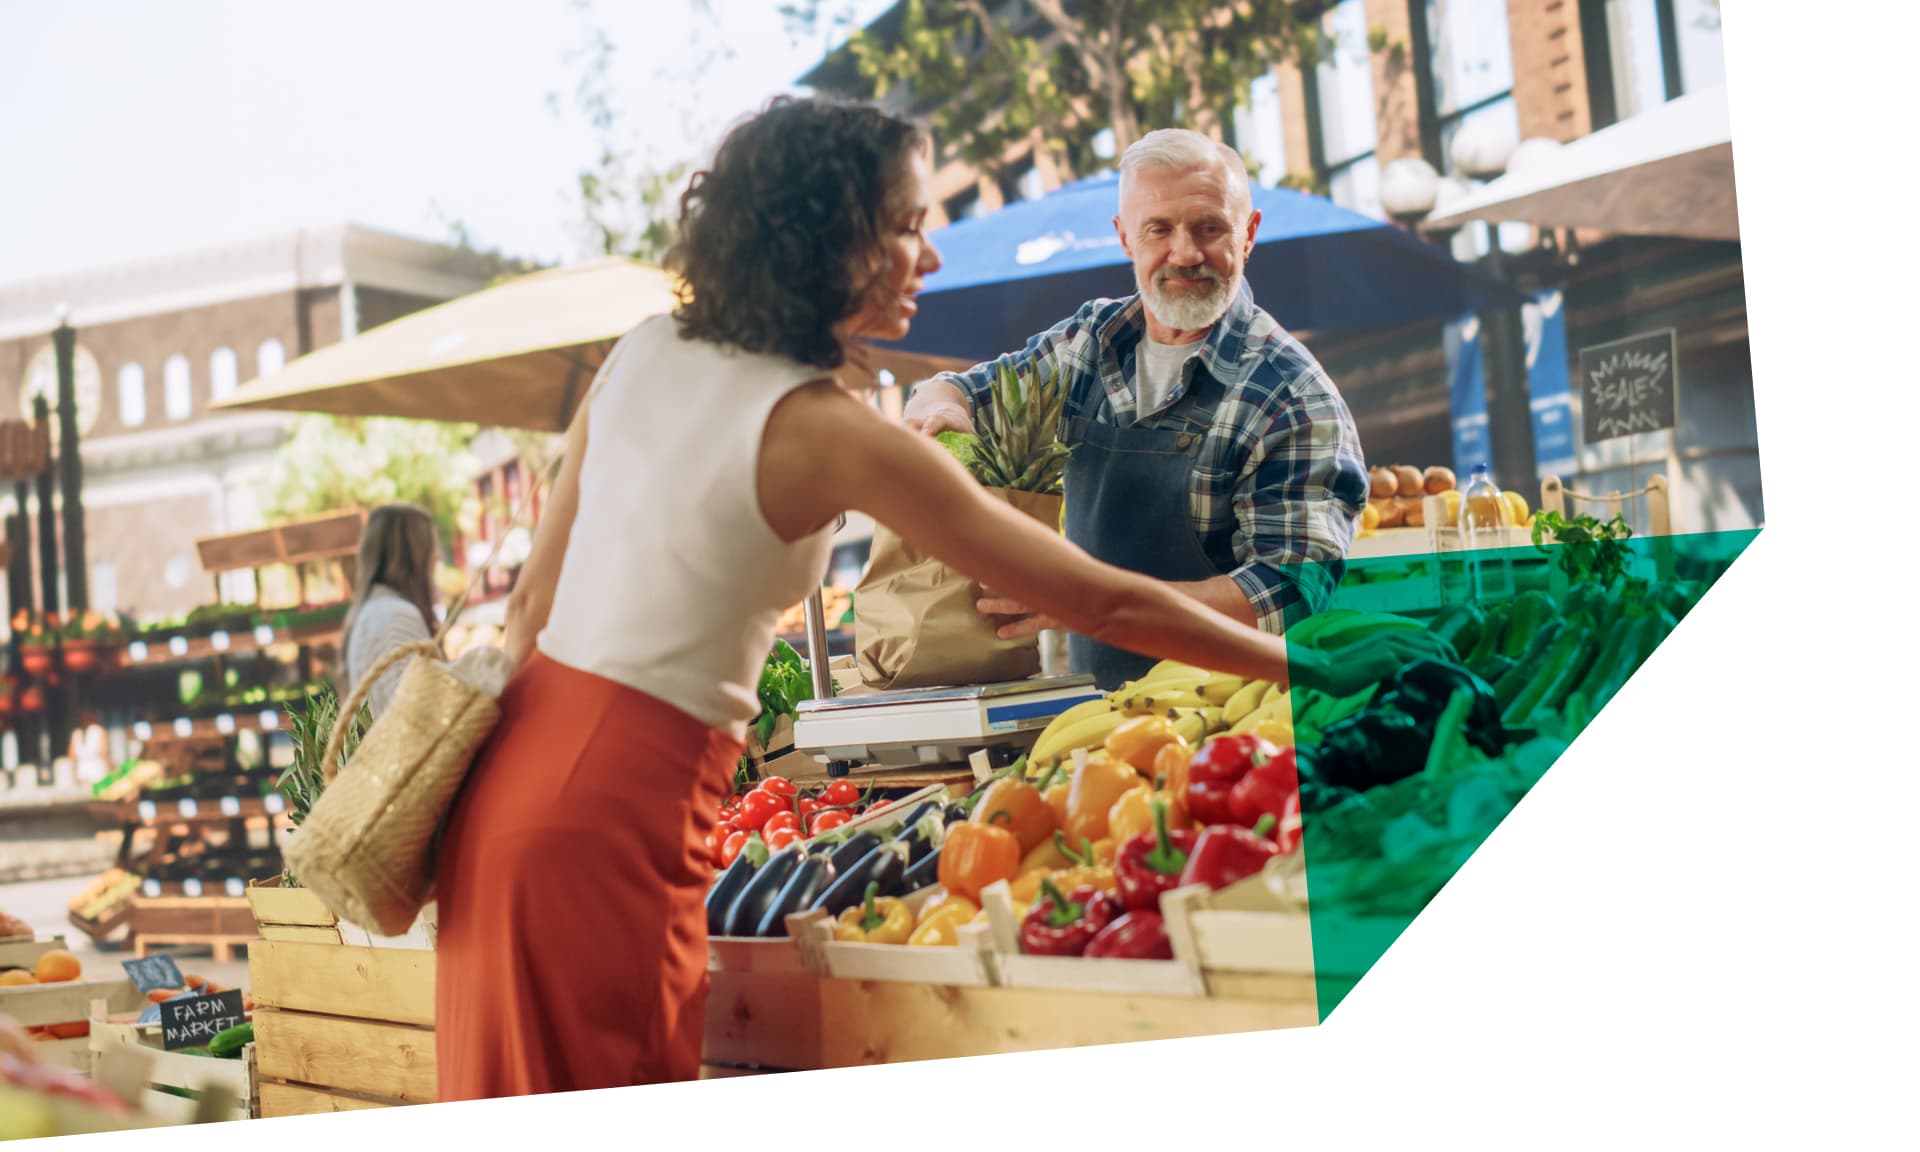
[702, 968, 1315, 1072]
[0, 933, 65, 972]
[245, 882, 342, 946]
[88, 1005, 254, 1124]
[0, 975, 144, 1071]
[975, 879, 1208, 997]
[787, 887, 995, 988]
[128, 896, 257, 963]
[247, 939, 436, 1115]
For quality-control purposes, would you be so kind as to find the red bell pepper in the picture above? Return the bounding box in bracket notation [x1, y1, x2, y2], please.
[1185, 734, 1282, 825]
[1114, 797, 1199, 911]
[1228, 746, 1302, 853]
[1084, 910, 1174, 960]
[1179, 814, 1279, 891]
[1019, 877, 1120, 957]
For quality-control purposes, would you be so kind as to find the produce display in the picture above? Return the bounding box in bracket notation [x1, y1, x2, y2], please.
[773, 586, 854, 638]
[1025, 660, 1296, 767]
[0, 944, 92, 1042]
[1360, 463, 1530, 535]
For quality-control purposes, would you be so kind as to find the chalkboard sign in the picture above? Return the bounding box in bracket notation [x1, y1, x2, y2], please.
[136, 988, 196, 1027]
[160, 989, 246, 1051]
[121, 954, 184, 995]
[1577, 329, 1678, 443]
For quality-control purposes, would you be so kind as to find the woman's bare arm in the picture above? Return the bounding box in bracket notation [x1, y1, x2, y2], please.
[760, 382, 1292, 683]
[503, 399, 591, 671]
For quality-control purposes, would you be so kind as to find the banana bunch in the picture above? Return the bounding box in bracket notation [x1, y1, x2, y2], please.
[1028, 660, 1290, 767]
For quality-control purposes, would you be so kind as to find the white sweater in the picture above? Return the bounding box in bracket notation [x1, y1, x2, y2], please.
[345, 585, 434, 718]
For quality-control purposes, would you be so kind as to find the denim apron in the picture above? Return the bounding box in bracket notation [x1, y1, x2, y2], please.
[1064, 363, 1226, 690]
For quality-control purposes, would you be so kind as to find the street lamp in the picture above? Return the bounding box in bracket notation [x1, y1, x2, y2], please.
[1381, 156, 1440, 230]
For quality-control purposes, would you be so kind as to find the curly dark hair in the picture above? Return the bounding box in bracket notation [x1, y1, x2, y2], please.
[666, 96, 929, 370]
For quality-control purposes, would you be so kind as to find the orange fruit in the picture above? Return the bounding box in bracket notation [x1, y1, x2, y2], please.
[0, 969, 35, 987]
[33, 950, 81, 984]
[44, 1020, 89, 1040]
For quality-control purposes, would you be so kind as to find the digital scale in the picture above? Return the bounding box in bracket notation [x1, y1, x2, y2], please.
[792, 675, 1104, 769]
[790, 550, 1101, 773]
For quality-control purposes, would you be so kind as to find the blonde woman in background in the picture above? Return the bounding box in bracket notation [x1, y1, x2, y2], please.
[340, 503, 441, 719]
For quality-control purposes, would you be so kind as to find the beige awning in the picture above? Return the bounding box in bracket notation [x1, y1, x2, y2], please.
[1423, 86, 1738, 243]
[214, 257, 682, 432]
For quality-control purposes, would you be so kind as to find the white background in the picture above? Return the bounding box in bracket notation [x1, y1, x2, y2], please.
[77, 6, 1920, 1149]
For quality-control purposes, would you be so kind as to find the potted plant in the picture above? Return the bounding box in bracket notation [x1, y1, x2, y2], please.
[12, 611, 55, 679]
[59, 611, 130, 673]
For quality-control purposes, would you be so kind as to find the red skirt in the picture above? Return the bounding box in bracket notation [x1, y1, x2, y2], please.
[434, 649, 739, 1101]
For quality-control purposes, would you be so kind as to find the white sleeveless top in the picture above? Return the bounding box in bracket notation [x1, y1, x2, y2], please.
[537, 316, 837, 742]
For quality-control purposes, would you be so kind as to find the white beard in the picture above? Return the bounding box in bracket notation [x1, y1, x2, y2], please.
[1140, 264, 1239, 331]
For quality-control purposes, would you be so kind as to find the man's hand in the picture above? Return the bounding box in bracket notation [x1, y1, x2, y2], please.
[977, 590, 1066, 640]
[901, 378, 976, 438]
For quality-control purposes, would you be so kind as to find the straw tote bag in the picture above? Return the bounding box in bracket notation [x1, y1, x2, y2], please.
[284, 468, 552, 938]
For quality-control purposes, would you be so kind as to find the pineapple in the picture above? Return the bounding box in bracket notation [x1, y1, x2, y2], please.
[967, 359, 1073, 494]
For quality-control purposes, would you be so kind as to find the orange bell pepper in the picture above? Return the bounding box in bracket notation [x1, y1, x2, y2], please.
[1153, 741, 1194, 799]
[938, 811, 1023, 903]
[970, 773, 1056, 855]
[1065, 752, 1141, 844]
[1104, 714, 1185, 775]
[1107, 778, 1191, 846]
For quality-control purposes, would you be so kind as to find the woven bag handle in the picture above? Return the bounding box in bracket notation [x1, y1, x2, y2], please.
[318, 451, 562, 784]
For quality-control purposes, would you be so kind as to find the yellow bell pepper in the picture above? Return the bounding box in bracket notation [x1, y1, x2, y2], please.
[1104, 714, 1183, 775]
[1008, 832, 1120, 902]
[832, 882, 914, 945]
[908, 896, 979, 947]
[1066, 752, 1143, 844]
[1153, 741, 1193, 799]
[1018, 829, 1079, 877]
[1107, 780, 1191, 846]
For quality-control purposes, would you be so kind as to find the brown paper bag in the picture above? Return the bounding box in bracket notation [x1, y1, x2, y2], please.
[855, 488, 1064, 690]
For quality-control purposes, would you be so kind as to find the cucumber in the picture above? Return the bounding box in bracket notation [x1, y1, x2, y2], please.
[1492, 619, 1564, 710]
[1465, 605, 1508, 667]
[208, 1023, 253, 1059]
[1501, 627, 1585, 726]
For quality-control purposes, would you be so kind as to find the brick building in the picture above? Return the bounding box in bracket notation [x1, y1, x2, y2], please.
[0, 225, 513, 622]
[804, 1, 1759, 532]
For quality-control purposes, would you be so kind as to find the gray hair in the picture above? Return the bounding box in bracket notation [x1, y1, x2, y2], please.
[1118, 129, 1253, 221]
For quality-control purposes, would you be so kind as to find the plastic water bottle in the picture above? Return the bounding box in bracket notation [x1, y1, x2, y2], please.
[1458, 463, 1508, 551]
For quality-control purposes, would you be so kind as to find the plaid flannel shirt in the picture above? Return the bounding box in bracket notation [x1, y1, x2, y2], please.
[931, 283, 1370, 633]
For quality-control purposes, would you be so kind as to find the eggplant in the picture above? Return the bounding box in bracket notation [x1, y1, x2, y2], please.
[900, 844, 942, 894]
[826, 831, 884, 874]
[756, 852, 836, 938]
[1309, 710, 1436, 793]
[720, 845, 803, 938]
[705, 842, 766, 936]
[1382, 660, 1505, 754]
[809, 841, 910, 918]
[890, 802, 944, 866]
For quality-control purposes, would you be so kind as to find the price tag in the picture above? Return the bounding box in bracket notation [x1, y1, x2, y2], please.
[264, 793, 286, 815]
[141, 878, 161, 899]
[182, 878, 203, 898]
[177, 798, 198, 819]
[259, 710, 278, 731]
[219, 796, 240, 817]
[254, 624, 275, 646]
[215, 713, 235, 735]
[136, 801, 157, 822]
[129, 641, 148, 662]
[224, 878, 245, 898]
[133, 721, 152, 740]
[210, 630, 230, 651]
[173, 717, 193, 737]
[169, 636, 189, 657]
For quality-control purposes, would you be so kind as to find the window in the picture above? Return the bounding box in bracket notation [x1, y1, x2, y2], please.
[1412, 0, 1524, 257]
[1234, 72, 1288, 187]
[1583, 0, 1727, 129]
[1307, 0, 1383, 217]
[257, 338, 286, 378]
[163, 354, 192, 421]
[118, 363, 146, 428]
[210, 346, 238, 401]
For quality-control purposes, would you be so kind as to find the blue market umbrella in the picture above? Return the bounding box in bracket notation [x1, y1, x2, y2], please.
[878, 170, 1524, 361]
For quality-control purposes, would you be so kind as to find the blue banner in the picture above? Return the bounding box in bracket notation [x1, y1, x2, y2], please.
[1527, 289, 1577, 478]
[1447, 316, 1491, 476]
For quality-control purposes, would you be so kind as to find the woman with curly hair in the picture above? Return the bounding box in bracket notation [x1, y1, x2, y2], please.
[432, 96, 1300, 1100]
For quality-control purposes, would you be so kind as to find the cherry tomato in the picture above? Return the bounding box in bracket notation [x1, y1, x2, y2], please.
[764, 827, 802, 852]
[865, 799, 891, 816]
[759, 777, 798, 800]
[821, 780, 861, 807]
[719, 830, 750, 869]
[705, 830, 724, 867]
[736, 790, 783, 832]
[763, 811, 801, 837]
[712, 819, 737, 842]
[809, 809, 853, 835]
[796, 797, 824, 819]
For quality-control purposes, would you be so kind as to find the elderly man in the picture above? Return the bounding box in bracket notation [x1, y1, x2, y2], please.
[904, 128, 1379, 690]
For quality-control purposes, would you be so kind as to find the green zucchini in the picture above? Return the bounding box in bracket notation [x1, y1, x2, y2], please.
[1498, 592, 1555, 659]
[1465, 604, 1508, 666]
[1501, 627, 1587, 727]
[1492, 618, 1564, 710]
